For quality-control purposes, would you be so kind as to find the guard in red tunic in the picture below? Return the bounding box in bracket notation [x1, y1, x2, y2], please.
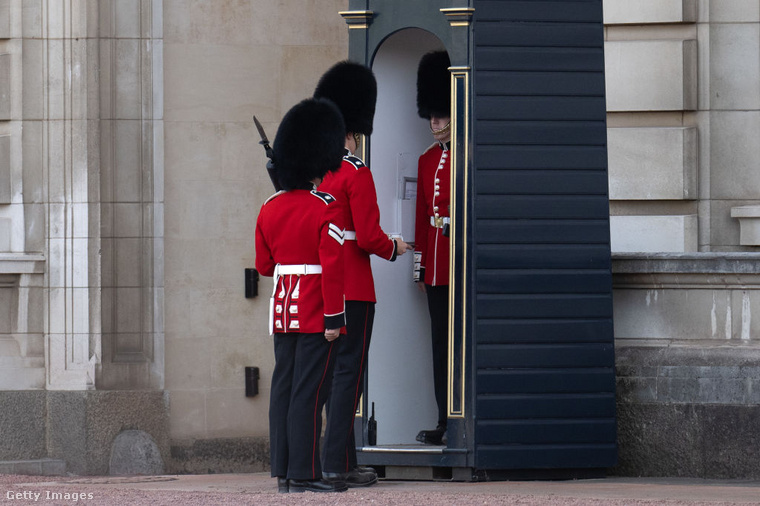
[255, 98, 348, 494]
[314, 61, 412, 486]
[413, 50, 452, 446]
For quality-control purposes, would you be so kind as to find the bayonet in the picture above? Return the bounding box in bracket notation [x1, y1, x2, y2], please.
[253, 115, 281, 191]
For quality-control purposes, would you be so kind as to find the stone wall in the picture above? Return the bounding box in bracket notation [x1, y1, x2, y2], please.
[604, 0, 760, 253]
[602, 0, 760, 479]
[97, 0, 165, 391]
[161, 0, 348, 449]
[0, 391, 46, 461]
[0, 0, 349, 476]
[612, 253, 760, 478]
[46, 391, 170, 476]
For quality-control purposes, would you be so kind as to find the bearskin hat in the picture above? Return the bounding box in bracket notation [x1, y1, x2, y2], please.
[272, 98, 346, 191]
[416, 50, 451, 120]
[314, 61, 377, 135]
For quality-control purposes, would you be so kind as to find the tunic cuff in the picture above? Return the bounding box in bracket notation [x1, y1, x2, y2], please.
[390, 239, 398, 262]
[324, 312, 346, 330]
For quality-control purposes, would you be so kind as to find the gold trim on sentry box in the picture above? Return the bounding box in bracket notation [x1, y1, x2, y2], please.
[447, 67, 470, 420]
[440, 7, 475, 27]
[339, 10, 374, 29]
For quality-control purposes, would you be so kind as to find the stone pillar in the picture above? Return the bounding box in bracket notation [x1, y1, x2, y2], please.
[17, 0, 165, 391]
[97, 0, 164, 390]
[24, 0, 102, 390]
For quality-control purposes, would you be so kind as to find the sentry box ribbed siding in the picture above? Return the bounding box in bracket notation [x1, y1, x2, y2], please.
[472, 0, 615, 471]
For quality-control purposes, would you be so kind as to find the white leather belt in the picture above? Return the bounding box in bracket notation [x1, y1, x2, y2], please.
[344, 230, 356, 240]
[430, 216, 450, 228]
[274, 264, 322, 276]
[270, 264, 322, 334]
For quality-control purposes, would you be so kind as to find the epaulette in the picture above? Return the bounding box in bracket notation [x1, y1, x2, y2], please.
[263, 190, 286, 205]
[310, 190, 337, 205]
[343, 154, 366, 171]
[422, 142, 438, 155]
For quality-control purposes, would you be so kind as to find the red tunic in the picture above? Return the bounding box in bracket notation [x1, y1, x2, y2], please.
[255, 189, 346, 333]
[414, 142, 451, 287]
[318, 152, 396, 303]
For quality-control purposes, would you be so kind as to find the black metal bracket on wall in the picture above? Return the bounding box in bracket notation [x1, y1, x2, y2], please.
[245, 366, 260, 397]
[244, 268, 259, 298]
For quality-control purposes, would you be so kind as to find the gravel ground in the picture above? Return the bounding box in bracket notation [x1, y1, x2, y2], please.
[2, 473, 760, 505]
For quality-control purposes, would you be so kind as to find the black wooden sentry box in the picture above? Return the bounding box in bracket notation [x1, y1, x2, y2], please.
[343, 0, 616, 479]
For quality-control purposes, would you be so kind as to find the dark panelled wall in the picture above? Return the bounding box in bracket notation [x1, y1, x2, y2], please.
[471, 0, 617, 470]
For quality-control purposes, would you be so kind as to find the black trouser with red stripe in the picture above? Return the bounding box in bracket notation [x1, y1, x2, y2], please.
[426, 284, 449, 429]
[322, 301, 375, 473]
[269, 332, 337, 480]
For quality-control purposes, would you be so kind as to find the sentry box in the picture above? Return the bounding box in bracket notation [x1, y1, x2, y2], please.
[342, 0, 617, 481]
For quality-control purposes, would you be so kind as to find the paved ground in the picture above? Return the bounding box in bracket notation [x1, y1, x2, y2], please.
[2, 472, 760, 505]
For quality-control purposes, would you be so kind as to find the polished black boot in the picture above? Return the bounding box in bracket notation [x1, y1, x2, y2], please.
[276, 477, 289, 493]
[288, 479, 348, 493]
[323, 468, 378, 488]
[416, 424, 446, 445]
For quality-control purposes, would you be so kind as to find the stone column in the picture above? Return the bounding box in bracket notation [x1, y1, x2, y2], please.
[30, 0, 102, 390]
[98, 0, 164, 390]
[18, 0, 164, 391]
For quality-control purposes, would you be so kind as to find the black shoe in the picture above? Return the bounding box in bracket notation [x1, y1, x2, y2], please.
[324, 468, 378, 488]
[356, 465, 376, 475]
[276, 477, 289, 493]
[289, 479, 348, 493]
[416, 425, 446, 445]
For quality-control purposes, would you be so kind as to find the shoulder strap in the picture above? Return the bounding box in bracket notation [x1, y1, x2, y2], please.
[310, 190, 337, 205]
[343, 154, 367, 170]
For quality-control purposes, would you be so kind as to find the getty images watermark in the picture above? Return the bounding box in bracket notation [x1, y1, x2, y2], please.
[5, 490, 94, 502]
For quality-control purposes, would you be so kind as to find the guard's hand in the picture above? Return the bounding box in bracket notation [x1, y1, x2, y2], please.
[395, 239, 413, 256]
[325, 328, 340, 341]
[416, 282, 426, 293]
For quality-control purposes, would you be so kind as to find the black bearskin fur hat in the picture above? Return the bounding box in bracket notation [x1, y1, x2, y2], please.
[272, 98, 346, 191]
[314, 61, 377, 135]
[416, 50, 451, 120]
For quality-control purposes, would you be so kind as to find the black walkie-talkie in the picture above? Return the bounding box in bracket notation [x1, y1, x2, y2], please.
[368, 402, 377, 446]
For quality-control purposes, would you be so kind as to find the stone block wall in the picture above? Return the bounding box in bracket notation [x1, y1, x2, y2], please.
[604, 0, 699, 253]
[604, 0, 760, 254]
[97, 0, 164, 391]
[612, 253, 760, 478]
[0, 0, 350, 476]
[0, 391, 46, 461]
[604, 0, 760, 479]
[161, 0, 349, 454]
[47, 391, 170, 476]
[607, 127, 697, 200]
[615, 344, 760, 478]
[0, 0, 47, 391]
[605, 39, 697, 112]
[603, 0, 697, 25]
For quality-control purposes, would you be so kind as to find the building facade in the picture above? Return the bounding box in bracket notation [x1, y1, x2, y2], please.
[0, 0, 759, 478]
[605, 0, 760, 478]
